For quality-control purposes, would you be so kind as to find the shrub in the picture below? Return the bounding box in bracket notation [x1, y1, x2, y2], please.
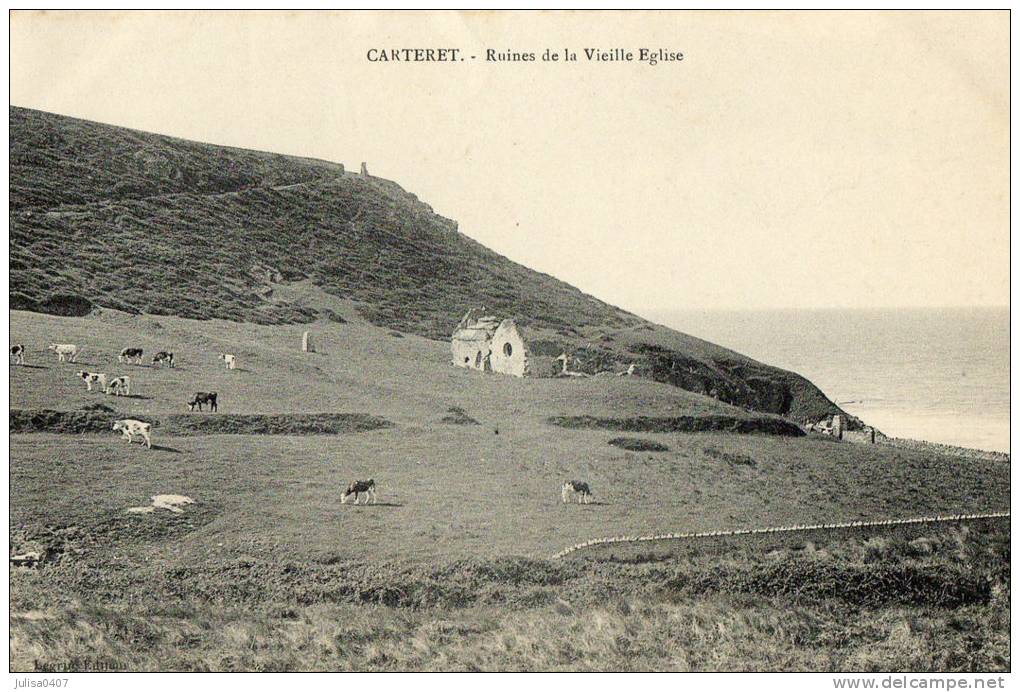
[442, 407, 480, 426]
[547, 415, 804, 438]
[80, 402, 118, 414]
[10, 292, 38, 311]
[10, 408, 119, 434]
[608, 437, 669, 452]
[160, 413, 392, 436]
[37, 293, 93, 317]
[8, 409, 392, 436]
[673, 559, 993, 608]
[702, 447, 757, 467]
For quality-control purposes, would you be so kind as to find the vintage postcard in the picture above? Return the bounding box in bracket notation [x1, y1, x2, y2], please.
[7, 10, 1010, 678]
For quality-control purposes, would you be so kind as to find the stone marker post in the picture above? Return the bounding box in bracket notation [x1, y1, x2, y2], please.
[302, 331, 314, 353]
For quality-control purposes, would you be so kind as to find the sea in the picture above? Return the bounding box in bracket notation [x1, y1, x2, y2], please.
[646, 307, 1010, 454]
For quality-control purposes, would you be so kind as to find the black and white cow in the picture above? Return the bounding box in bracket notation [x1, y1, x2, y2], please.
[112, 419, 152, 449]
[105, 376, 131, 396]
[9, 344, 24, 365]
[187, 392, 218, 412]
[76, 370, 107, 392]
[152, 351, 174, 368]
[341, 479, 377, 505]
[119, 347, 144, 365]
[561, 480, 593, 504]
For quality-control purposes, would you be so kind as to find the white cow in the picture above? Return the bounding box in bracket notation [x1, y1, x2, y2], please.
[112, 419, 151, 449]
[220, 353, 236, 370]
[105, 375, 131, 396]
[9, 345, 25, 365]
[48, 343, 83, 363]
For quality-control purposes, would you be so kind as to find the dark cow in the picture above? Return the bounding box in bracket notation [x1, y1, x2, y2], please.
[9, 344, 24, 365]
[187, 392, 218, 412]
[119, 347, 144, 365]
[152, 351, 175, 368]
[341, 479, 377, 505]
[561, 480, 593, 504]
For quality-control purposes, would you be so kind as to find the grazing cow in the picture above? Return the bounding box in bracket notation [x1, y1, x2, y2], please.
[112, 419, 152, 449]
[341, 479, 377, 505]
[220, 353, 237, 370]
[9, 344, 24, 365]
[76, 370, 107, 392]
[48, 343, 83, 363]
[187, 391, 218, 412]
[151, 351, 175, 368]
[119, 347, 144, 364]
[561, 480, 593, 504]
[105, 376, 131, 396]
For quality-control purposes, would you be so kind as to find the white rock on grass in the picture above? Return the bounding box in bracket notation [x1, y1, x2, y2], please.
[151, 495, 195, 513]
[125, 494, 195, 515]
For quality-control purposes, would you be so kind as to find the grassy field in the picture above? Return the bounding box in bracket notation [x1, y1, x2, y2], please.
[8, 308, 1011, 670]
[11, 522, 1010, 671]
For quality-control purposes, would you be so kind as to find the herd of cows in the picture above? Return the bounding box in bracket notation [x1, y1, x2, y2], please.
[9, 342, 236, 451]
[10, 338, 600, 506]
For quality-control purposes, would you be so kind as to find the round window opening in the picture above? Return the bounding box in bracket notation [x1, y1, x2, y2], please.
[503, 343, 513, 357]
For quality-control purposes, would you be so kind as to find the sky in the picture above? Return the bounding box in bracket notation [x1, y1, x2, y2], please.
[9, 11, 1009, 313]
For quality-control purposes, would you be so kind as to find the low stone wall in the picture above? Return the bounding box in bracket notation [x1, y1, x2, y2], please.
[552, 511, 1011, 560]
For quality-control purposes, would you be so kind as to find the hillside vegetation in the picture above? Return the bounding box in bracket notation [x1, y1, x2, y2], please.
[11, 521, 1009, 671]
[10, 106, 840, 421]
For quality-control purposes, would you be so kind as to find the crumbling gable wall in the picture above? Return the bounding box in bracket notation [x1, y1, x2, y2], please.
[451, 309, 499, 372]
[488, 319, 528, 377]
[451, 335, 491, 371]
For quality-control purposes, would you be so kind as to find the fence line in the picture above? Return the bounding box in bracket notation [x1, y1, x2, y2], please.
[551, 511, 1011, 559]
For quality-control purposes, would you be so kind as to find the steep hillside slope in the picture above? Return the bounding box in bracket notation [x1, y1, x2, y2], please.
[9, 106, 842, 422]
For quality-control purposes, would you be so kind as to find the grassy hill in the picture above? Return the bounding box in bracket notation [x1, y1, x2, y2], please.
[10, 105, 841, 422]
[11, 107, 1008, 671]
[8, 303, 1010, 671]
